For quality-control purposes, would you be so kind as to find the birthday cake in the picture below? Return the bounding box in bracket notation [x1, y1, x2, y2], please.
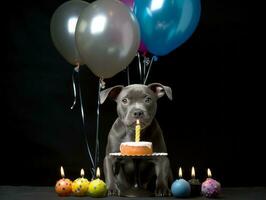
[120, 141, 153, 156]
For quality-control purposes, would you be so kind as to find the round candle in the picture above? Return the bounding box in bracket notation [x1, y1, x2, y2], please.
[72, 168, 90, 196]
[88, 167, 107, 198]
[171, 167, 191, 198]
[55, 166, 72, 196]
[188, 166, 201, 196]
[201, 168, 221, 198]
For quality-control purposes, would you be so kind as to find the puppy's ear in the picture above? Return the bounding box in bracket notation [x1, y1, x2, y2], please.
[100, 85, 124, 104]
[148, 83, 172, 100]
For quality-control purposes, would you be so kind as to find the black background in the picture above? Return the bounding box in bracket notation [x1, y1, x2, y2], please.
[3, 0, 264, 187]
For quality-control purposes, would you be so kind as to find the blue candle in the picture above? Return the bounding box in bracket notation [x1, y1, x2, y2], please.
[171, 167, 191, 198]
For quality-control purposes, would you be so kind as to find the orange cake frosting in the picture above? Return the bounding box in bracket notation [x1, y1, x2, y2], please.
[120, 141, 153, 156]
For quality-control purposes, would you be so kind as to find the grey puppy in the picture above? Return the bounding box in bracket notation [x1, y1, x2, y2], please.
[100, 83, 173, 196]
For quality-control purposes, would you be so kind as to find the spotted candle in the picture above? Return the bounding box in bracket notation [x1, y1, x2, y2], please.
[55, 166, 72, 196]
[88, 167, 107, 197]
[72, 169, 90, 196]
[201, 168, 221, 198]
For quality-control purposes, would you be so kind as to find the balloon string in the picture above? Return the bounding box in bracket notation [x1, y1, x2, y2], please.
[70, 64, 80, 109]
[137, 52, 142, 83]
[143, 56, 150, 84]
[143, 57, 146, 80]
[75, 68, 95, 175]
[144, 56, 155, 84]
[127, 66, 130, 85]
[94, 78, 105, 177]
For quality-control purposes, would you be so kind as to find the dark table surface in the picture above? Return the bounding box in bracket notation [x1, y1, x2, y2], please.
[1, 186, 266, 200]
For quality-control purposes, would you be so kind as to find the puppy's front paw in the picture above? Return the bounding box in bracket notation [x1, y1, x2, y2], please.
[107, 184, 120, 196]
[155, 181, 171, 197]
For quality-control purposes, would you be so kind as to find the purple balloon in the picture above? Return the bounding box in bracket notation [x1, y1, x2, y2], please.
[139, 41, 147, 55]
[120, 0, 134, 10]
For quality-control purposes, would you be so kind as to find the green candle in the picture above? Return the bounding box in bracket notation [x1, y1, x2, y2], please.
[88, 167, 107, 198]
[188, 166, 201, 196]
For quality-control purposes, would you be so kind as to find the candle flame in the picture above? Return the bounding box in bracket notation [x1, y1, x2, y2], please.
[207, 168, 212, 178]
[60, 166, 65, 178]
[81, 168, 85, 177]
[96, 167, 100, 178]
[191, 166, 195, 178]
[136, 119, 140, 125]
[178, 167, 182, 178]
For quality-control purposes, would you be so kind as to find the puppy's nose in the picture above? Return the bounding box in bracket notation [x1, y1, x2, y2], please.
[133, 109, 144, 118]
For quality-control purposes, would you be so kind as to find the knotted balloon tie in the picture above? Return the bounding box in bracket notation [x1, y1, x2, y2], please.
[70, 63, 80, 110]
[99, 78, 106, 89]
[136, 53, 158, 85]
[144, 56, 158, 84]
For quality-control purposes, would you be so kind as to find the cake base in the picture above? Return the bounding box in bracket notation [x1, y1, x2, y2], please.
[120, 141, 153, 156]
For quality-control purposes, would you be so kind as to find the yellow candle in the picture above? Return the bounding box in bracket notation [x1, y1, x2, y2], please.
[72, 169, 90, 196]
[135, 119, 140, 142]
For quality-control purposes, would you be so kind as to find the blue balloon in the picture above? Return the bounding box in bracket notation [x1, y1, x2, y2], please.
[134, 0, 201, 56]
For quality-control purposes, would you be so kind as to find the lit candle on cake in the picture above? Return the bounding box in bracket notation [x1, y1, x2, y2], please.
[188, 166, 201, 196]
[120, 119, 152, 156]
[72, 169, 90, 196]
[201, 168, 221, 198]
[55, 166, 73, 196]
[135, 119, 140, 142]
[88, 167, 107, 197]
[171, 167, 191, 198]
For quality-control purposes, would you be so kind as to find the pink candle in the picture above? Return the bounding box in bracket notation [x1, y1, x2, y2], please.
[201, 168, 221, 198]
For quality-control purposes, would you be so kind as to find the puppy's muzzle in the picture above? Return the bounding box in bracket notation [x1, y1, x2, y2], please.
[132, 109, 144, 119]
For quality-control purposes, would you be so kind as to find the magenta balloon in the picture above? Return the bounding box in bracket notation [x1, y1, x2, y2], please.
[120, 0, 134, 10]
[139, 41, 147, 55]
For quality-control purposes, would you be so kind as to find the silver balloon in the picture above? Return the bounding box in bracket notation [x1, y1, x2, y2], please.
[75, 0, 140, 78]
[50, 0, 89, 65]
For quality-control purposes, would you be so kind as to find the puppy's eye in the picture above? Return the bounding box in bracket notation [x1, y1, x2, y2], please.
[145, 97, 152, 103]
[122, 98, 128, 104]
